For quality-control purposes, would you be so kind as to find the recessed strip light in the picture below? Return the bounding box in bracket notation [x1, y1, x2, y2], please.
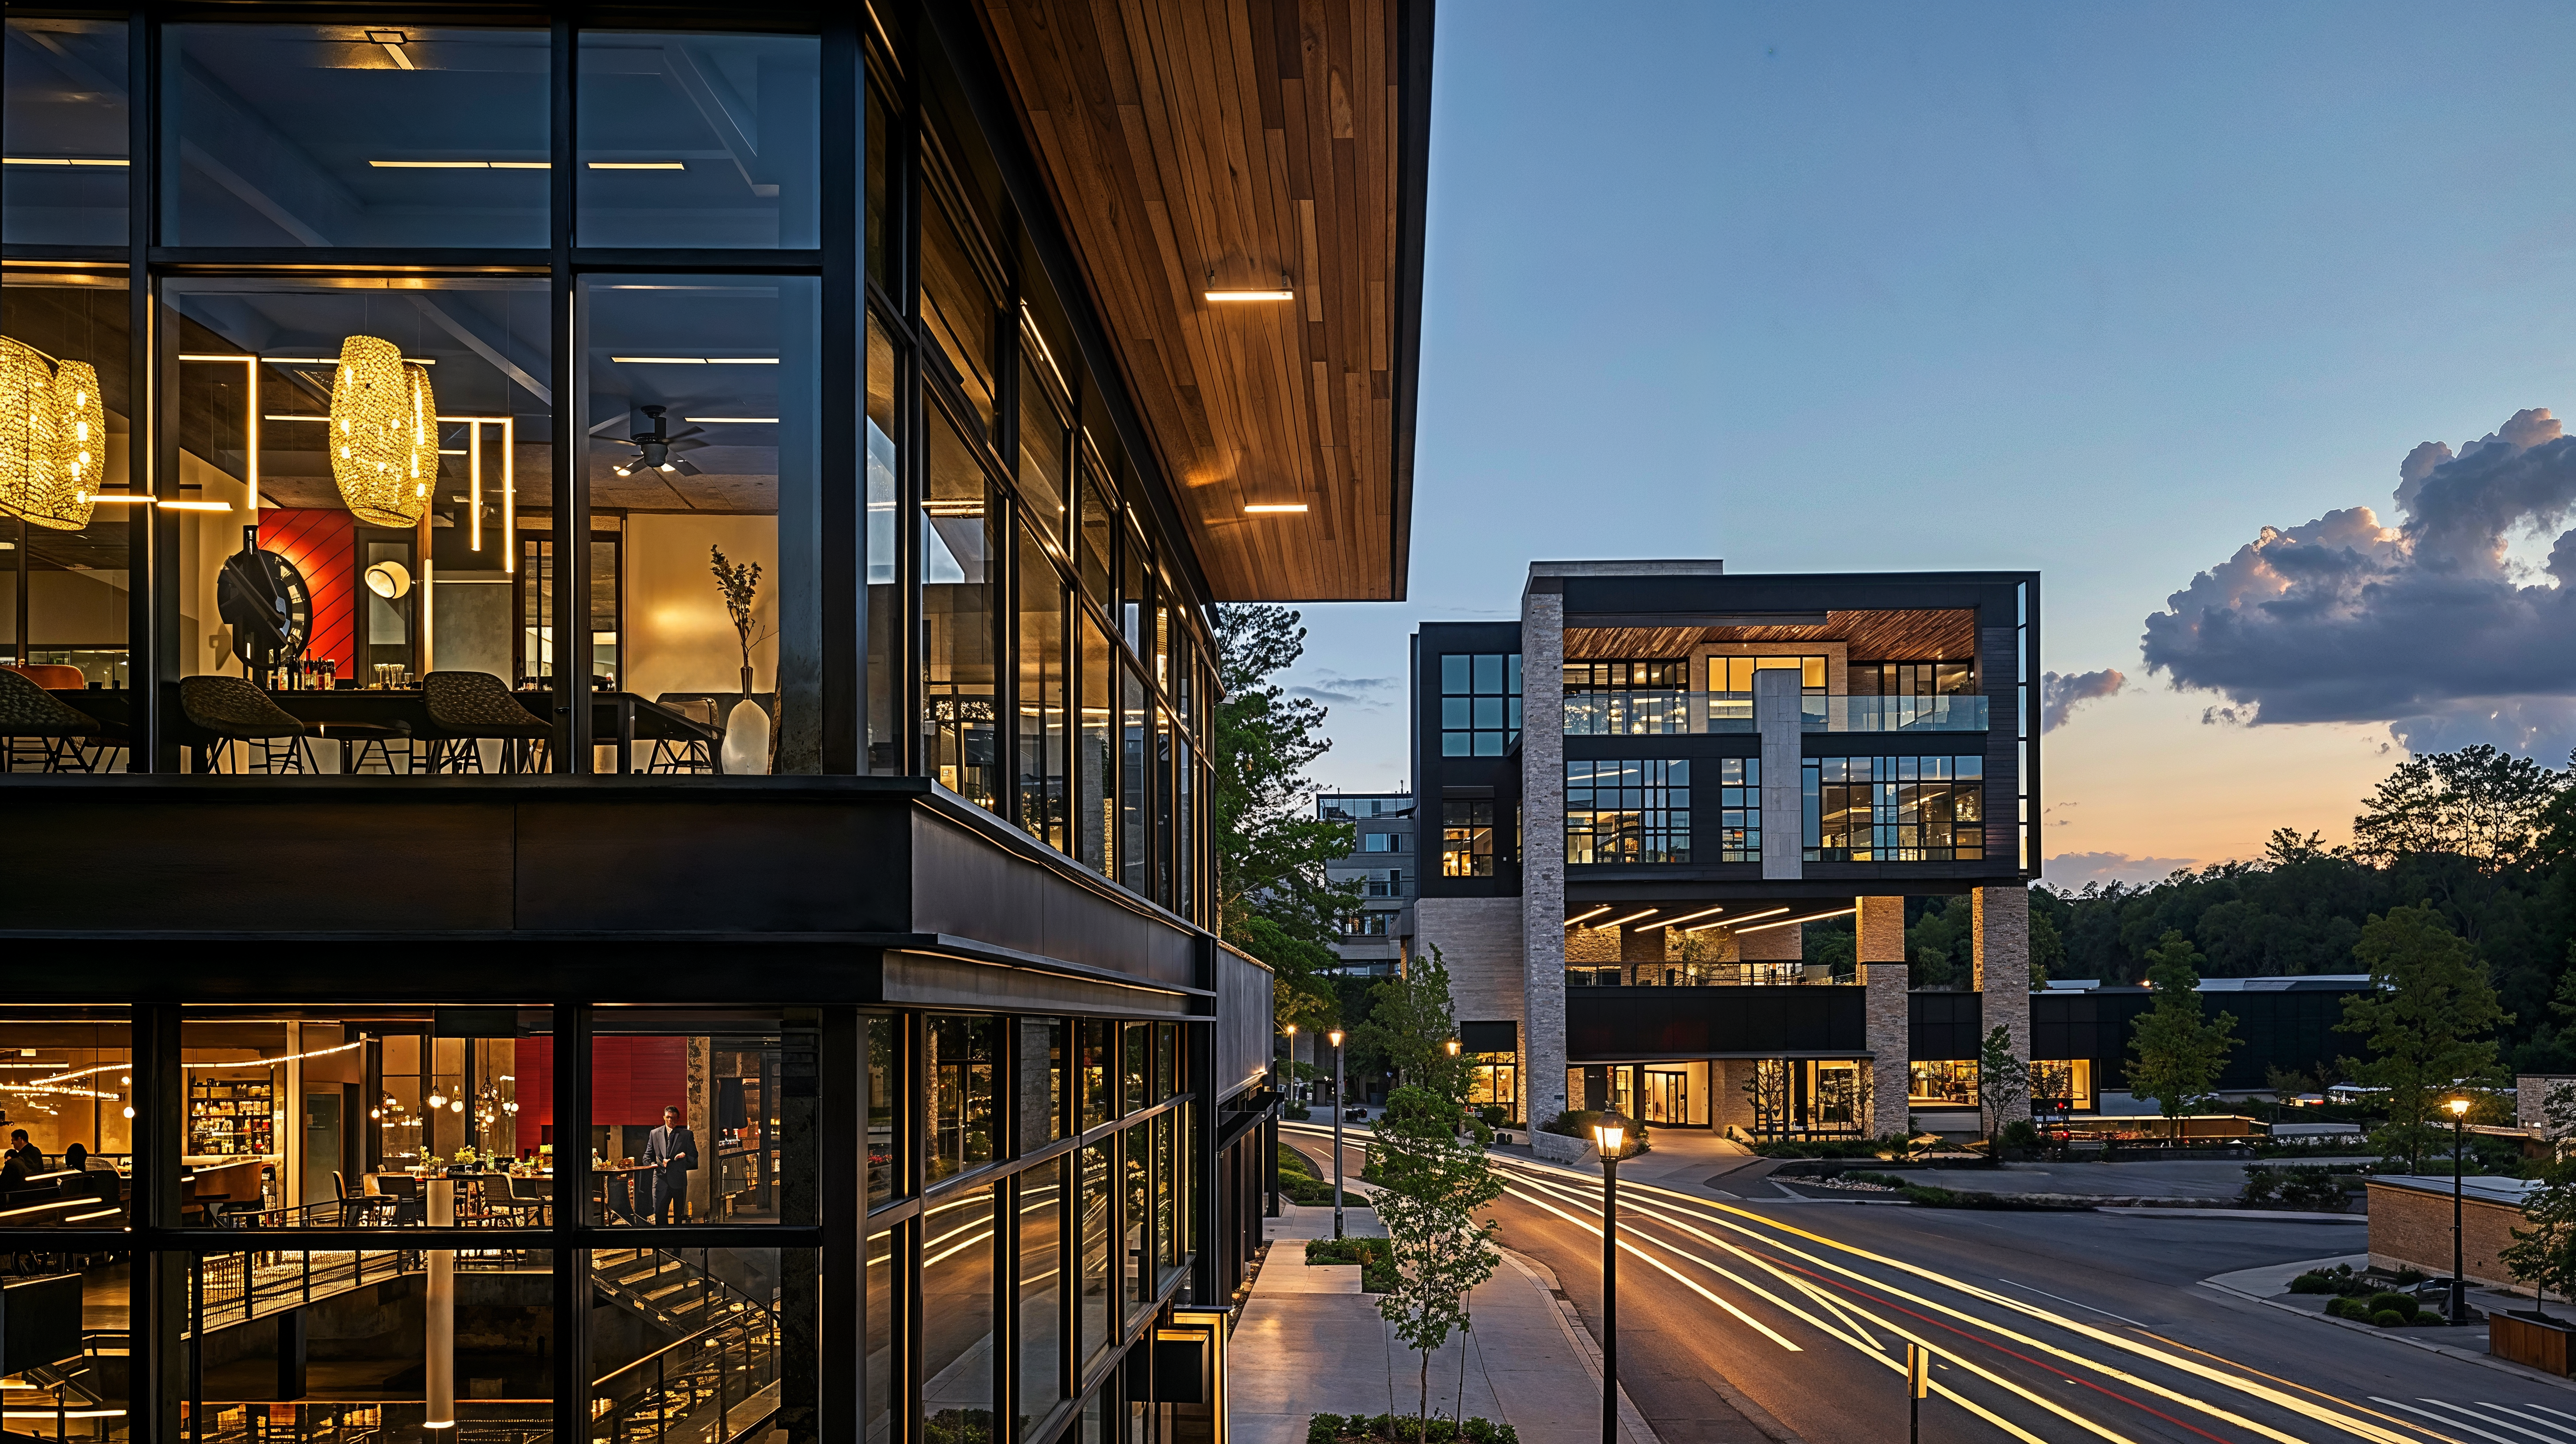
[3, 157, 130, 167]
[588, 161, 687, 170]
[608, 356, 777, 365]
[1243, 503, 1308, 514]
[264, 414, 327, 422]
[685, 417, 777, 424]
[1684, 905, 1789, 934]
[1596, 908, 1660, 930]
[1563, 905, 1612, 928]
[1205, 290, 1295, 302]
[1660, 904, 1728, 928]
[369, 160, 551, 169]
[1732, 906, 1857, 935]
[260, 356, 434, 365]
[80, 494, 155, 505]
[159, 500, 234, 512]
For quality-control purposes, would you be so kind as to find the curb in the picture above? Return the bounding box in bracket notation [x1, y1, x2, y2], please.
[1502, 1248, 1813, 1444]
[2197, 1275, 2576, 1392]
[2098, 1207, 2365, 1222]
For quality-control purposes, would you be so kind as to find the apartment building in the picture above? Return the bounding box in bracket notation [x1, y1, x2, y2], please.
[1318, 792, 1417, 976]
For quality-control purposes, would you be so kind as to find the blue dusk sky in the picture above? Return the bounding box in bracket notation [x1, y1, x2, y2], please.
[1286, 1, 2576, 885]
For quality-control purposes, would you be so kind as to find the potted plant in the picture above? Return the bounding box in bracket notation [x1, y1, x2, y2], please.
[710, 545, 772, 774]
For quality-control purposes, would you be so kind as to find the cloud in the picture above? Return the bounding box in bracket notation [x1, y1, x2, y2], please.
[1289, 670, 1398, 707]
[2044, 851, 2200, 890]
[2040, 669, 2125, 732]
[2141, 408, 2576, 757]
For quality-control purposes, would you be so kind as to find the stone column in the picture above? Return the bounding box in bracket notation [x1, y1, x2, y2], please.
[1754, 668, 1803, 881]
[1736, 921, 1802, 964]
[1858, 896, 1909, 1138]
[1521, 584, 1569, 1124]
[1973, 885, 2032, 1125]
[1620, 922, 1670, 984]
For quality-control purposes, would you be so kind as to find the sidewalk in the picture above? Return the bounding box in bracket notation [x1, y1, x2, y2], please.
[1228, 1200, 1661, 1444]
[2200, 1252, 2576, 1391]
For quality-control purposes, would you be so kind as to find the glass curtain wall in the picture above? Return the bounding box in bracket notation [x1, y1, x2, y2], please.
[3, 0, 1218, 921]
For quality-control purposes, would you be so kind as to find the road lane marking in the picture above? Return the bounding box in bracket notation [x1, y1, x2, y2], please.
[1993, 1276, 2152, 1328]
[2415, 1401, 2570, 1444]
[2370, 1400, 2515, 1444]
[2469, 1404, 2576, 1441]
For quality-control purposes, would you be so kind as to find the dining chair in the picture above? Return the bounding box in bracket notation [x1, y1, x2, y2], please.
[178, 675, 319, 773]
[0, 668, 107, 772]
[647, 695, 719, 774]
[422, 671, 553, 774]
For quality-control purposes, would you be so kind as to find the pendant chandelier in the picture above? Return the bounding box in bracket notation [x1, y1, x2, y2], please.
[0, 335, 99, 531]
[329, 334, 437, 527]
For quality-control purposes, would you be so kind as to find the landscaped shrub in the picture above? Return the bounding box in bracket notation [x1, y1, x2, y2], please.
[2288, 1271, 2336, 1295]
[1478, 1105, 1510, 1130]
[1302, 1237, 1393, 1292]
[2371, 1309, 2407, 1328]
[2365, 1292, 2417, 1322]
[1286, 1105, 1312, 1121]
[1999, 1120, 2043, 1152]
[1308, 1415, 1519, 1444]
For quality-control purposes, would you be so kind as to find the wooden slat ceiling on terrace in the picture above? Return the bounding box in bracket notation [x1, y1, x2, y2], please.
[1566, 610, 1980, 662]
[979, 0, 1422, 601]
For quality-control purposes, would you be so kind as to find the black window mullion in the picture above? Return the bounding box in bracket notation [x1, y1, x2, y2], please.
[821, 17, 866, 773]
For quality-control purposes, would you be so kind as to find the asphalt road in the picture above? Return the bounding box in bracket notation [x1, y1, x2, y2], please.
[1282, 1125, 2576, 1444]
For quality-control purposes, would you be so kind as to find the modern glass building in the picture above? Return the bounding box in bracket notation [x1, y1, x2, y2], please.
[0, 4, 1430, 1444]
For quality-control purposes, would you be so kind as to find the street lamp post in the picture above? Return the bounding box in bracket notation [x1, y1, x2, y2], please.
[1330, 1028, 1347, 1240]
[1593, 1117, 1625, 1444]
[2449, 1096, 2472, 1324]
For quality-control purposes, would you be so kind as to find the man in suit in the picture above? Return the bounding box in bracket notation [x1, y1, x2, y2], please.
[643, 1106, 698, 1224]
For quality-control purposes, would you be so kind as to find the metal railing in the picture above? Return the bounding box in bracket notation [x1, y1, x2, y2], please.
[182, 1399, 549, 1444]
[590, 1249, 782, 1444]
[1570, 963, 1864, 987]
[1562, 692, 1988, 735]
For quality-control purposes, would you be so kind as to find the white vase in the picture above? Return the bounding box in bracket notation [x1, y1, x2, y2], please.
[723, 697, 770, 775]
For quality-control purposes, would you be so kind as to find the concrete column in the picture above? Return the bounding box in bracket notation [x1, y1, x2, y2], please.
[1755, 669, 1802, 881]
[1973, 885, 2032, 1125]
[426, 1177, 455, 1428]
[1521, 585, 1569, 1124]
[1858, 896, 1909, 1138]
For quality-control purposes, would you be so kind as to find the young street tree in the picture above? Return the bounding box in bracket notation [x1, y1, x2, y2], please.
[2337, 904, 2511, 1172]
[2128, 930, 2241, 1118]
[1977, 1025, 2028, 1152]
[1213, 604, 1360, 1031]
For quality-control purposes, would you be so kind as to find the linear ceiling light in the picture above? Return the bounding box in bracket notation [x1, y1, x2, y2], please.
[259, 356, 433, 365]
[685, 416, 776, 424]
[365, 31, 417, 69]
[370, 160, 550, 169]
[1596, 908, 1660, 930]
[79, 493, 155, 504]
[1563, 905, 1611, 929]
[1243, 503, 1308, 514]
[1660, 904, 1728, 928]
[588, 161, 686, 170]
[3, 157, 130, 167]
[1733, 906, 1857, 935]
[1205, 289, 1294, 302]
[158, 499, 233, 512]
[609, 357, 778, 365]
[1684, 905, 1788, 934]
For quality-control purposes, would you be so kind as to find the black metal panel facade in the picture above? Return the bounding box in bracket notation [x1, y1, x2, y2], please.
[1568, 987, 1867, 1059]
[2013, 986, 2369, 1092]
[1909, 991, 1986, 1062]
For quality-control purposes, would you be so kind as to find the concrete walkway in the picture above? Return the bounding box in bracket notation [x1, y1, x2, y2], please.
[1230, 1200, 1660, 1444]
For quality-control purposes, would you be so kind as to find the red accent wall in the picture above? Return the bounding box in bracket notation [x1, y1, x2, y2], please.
[506, 1035, 688, 1146]
[260, 509, 357, 671]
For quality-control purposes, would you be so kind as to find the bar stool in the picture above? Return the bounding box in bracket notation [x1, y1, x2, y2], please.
[319, 720, 412, 775]
[0, 668, 104, 772]
[422, 671, 553, 774]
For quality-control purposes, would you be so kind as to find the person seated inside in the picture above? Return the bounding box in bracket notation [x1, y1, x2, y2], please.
[4, 1128, 43, 1175]
[63, 1141, 88, 1171]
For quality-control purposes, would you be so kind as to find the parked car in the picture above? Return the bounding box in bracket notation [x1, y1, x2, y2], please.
[1342, 1106, 1370, 1121]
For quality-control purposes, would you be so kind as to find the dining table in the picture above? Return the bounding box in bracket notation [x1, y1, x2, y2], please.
[48, 685, 722, 776]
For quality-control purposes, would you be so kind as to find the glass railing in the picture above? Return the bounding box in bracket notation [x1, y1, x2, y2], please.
[1562, 692, 1986, 735]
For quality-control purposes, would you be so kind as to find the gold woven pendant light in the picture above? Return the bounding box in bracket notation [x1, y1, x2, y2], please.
[329, 334, 437, 527]
[0, 335, 96, 531]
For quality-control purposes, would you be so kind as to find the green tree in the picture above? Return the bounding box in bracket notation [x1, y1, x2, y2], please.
[1351, 946, 1474, 1109]
[1976, 1025, 2028, 1152]
[1213, 604, 1359, 1026]
[2127, 931, 2241, 1118]
[2504, 1082, 2576, 1319]
[2337, 905, 2511, 1172]
[1366, 1085, 1505, 1444]
[2352, 745, 2565, 872]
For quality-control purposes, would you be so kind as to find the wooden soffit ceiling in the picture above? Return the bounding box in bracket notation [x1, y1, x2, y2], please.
[979, 0, 1427, 601]
[1565, 611, 1981, 662]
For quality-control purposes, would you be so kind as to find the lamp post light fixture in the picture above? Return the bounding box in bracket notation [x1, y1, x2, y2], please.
[2449, 1096, 2472, 1325]
[1593, 1117, 1625, 1444]
[1329, 1028, 1347, 1240]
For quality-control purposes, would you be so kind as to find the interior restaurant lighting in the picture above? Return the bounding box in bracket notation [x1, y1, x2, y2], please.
[1242, 503, 1308, 513]
[180, 353, 261, 512]
[329, 335, 437, 527]
[1, 157, 130, 166]
[588, 161, 688, 170]
[1684, 905, 1787, 933]
[686, 416, 777, 424]
[158, 500, 234, 512]
[369, 160, 550, 169]
[1660, 904, 1728, 928]
[1563, 905, 1612, 928]
[366, 29, 417, 69]
[1595, 908, 1660, 930]
[1, 335, 100, 530]
[608, 356, 777, 365]
[439, 416, 514, 567]
[1732, 906, 1857, 934]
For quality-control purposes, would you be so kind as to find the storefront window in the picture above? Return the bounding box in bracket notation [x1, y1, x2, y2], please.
[590, 1013, 807, 1227]
[592, 1248, 787, 1443]
[925, 1014, 997, 1183]
[1016, 1158, 1066, 1432]
[868, 1226, 899, 1444]
[4, 270, 132, 710]
[0, 1009, 129, 1227]
[1017, 520, 1068, 848]
[578, 32, 820, 249]
[866, 311, 901, 773]
[3, 20, 129, 246]
[1908, 1060, 1978, 1107]
[868, 1012, 900, 1208]
[925, 407, 1001, 806]
[1077, 1139, 1111, 1368]
[1078, 611, 1115, 875]
[1019, 1017, 1066, 1149]
[1079, 1019, 1114, 1133]
[0, 1251, 129, 1429]
[161, 26, 550, 248]
[1466, 1054, 1517, 1120]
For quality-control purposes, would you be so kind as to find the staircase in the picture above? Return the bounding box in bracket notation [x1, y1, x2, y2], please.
[590, 1249, 782, 1444]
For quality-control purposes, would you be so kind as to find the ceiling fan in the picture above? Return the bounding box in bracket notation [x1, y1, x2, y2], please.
[609, 405, 709, 476]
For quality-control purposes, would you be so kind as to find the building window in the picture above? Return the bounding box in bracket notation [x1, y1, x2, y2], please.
[1565, 760, 1693, 864]
[1361, 831, 1410, 853]
[1342, 913, 1396, 937]
[1850, 661, 1975, 696]
[1357, 868, 1408, 899]
[1467, 1054, 1518, 1119]
[1709, 655, 1825, 693]
[1564, 967, 1621, 987]
[1439, 652, 1521, 756]
[1802, 756, 1985, 862]
[1442, 800, 1495, 876]
[2031, 1059, 2095, 1114]
[1562, 660, 1687, 692]
[1715, 757, 1759, 862]
[1909, 1060, 1978, 1106]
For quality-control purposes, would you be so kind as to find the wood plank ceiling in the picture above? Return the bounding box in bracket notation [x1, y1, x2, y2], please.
[978, 0, 1419, 601]
[1565, 611, 1982, 662]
